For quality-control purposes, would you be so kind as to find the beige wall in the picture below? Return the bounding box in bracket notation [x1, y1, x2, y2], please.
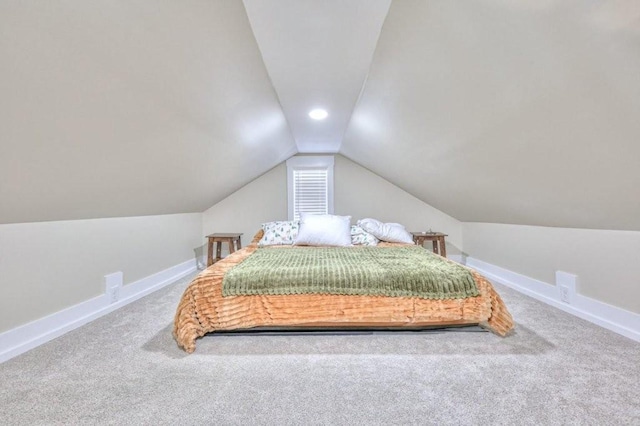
[202, 163, 288, 248]
[463, 222, 640, 314]
[334, 155, 462, 252]
[203, 155, 462, 254]
[0, 213, 202, 333]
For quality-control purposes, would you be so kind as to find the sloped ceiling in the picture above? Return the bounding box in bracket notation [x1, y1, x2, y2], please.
[0, 0, 296, 223]
[2, 0, 639, 231]
[342, 0, 640, 230]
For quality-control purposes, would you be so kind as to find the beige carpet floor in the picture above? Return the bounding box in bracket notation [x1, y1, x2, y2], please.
[0, 271, 638, 425]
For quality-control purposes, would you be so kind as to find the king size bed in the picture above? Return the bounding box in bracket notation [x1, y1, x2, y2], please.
[173, 222, 514, 353]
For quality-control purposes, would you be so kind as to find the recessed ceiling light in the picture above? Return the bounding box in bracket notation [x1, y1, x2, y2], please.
[309, 108, 328, 120]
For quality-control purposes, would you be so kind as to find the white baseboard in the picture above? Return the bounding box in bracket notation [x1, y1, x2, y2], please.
[0, 258, 198, 364]
[465, 257, 640, 342]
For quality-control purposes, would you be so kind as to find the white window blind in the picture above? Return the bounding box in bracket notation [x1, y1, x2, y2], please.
[286, 156, 334, 221]
[292, 169, 328, 221]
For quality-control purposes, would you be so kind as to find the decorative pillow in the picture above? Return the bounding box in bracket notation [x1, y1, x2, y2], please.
[350, 225, 379, 246]
[258, 220, 300, 246]
[294, 213, 352, 247]
[357, 218, 414, 244]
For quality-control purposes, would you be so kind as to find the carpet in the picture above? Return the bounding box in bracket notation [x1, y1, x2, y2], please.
[0, 272, 638, 425]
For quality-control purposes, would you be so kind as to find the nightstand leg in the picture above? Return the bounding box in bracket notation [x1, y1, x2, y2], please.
[236, 236, 242, 250]
[439, 237, 447, 258]
[215, 241, 222, 263]
[432, 240, 439, 255]
[207, 237, 214, 267]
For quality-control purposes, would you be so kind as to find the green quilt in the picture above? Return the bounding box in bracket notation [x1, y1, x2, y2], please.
[222, 246, 479, 300]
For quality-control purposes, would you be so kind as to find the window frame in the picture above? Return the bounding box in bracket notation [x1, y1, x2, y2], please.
[286, 156, 334, 221]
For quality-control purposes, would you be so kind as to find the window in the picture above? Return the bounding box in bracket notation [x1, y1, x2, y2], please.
[286, 156, 334, 221]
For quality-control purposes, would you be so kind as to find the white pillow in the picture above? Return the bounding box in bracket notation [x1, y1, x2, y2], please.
[356, 218, 414, 244]
[295, 214, 352, 247]
[357, 218, 384, 231]
[258, 220, 299, 246]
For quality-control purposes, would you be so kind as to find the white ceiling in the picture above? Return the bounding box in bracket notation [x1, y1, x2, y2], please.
[1, 0, 639, 230]
[244, 0, 391, 153]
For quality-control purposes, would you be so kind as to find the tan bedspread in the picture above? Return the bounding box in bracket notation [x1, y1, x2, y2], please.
[174, 233, 514, 353]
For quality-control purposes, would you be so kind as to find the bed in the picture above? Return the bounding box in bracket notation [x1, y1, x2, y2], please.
[173, 229, 514, 353]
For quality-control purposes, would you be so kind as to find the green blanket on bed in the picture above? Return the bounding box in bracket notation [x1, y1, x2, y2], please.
[222, 246, 479, 300]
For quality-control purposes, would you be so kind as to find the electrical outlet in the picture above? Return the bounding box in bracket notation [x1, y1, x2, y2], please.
[104, 271, 123, 304]
[556, 271, 577, 305]
[108, 286, 120, 304]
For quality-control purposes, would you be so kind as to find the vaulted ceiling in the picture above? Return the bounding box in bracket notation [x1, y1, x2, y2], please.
[1, 0, 639, 230]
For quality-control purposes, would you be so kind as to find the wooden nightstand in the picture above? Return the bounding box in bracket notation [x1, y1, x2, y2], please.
[411, 232, 448, 258]
[206, 233, 243, 266]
